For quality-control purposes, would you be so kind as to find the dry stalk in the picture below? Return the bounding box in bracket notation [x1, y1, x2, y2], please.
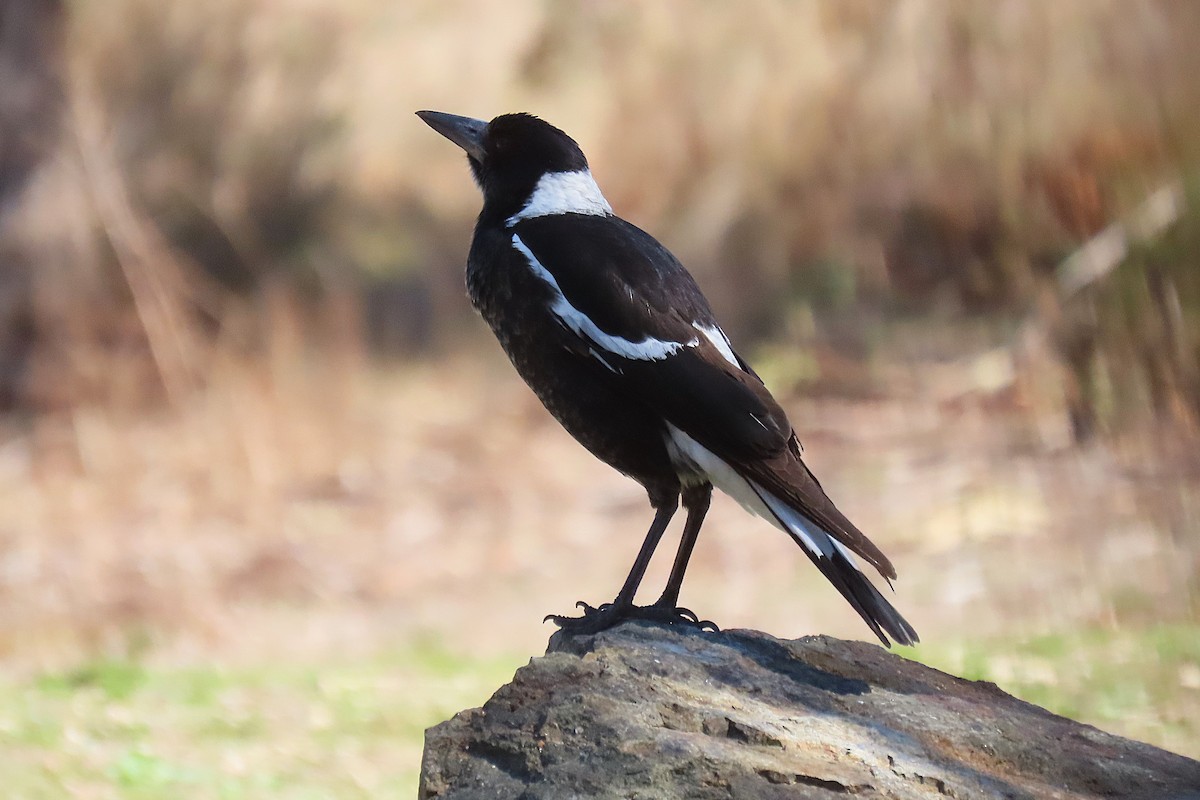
[66, 74, 224, 407]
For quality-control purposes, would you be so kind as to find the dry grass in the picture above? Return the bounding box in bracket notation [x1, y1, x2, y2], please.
[2, 313, 1197, 673]
[2, 2, 1200, 796]
[10, 0, 1196, 424]
[16, 0, 1200, 352]
[0, 327, 1198, 798]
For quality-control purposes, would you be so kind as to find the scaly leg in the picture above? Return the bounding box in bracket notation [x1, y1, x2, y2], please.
[546, 490, 678, 634]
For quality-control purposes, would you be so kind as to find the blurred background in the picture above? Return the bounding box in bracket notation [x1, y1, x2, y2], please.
[2, 0, 1199, 795]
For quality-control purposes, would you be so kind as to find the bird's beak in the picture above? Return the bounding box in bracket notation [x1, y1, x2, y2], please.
[416, 110, 488, 162]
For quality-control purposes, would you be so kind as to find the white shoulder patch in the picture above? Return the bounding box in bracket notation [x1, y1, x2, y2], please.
[511, 234, 696, 362]
[693, 323, 739, 367]
[506, 170, 613, 226]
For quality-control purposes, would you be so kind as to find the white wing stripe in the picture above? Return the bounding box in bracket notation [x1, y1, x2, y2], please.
[664, 423, 764, 504]
[506, 170, 613, 226]
[750, 480, 834, 559]
[512, 234, 696, 361]
[663, 424, 861, 569]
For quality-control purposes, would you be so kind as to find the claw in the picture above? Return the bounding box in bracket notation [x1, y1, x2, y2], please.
[671, 607, 718, 630]
[546, 598, 719, 636]
[545, 598, 627, 635]
[672, 606, 700, 623]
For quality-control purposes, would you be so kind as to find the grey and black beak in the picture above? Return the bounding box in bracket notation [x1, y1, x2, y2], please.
[416, 111, 488, 162]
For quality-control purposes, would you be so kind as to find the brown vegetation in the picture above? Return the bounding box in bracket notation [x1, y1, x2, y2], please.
[3, 1, 1199, 410]
[0, 0, 1197, 769]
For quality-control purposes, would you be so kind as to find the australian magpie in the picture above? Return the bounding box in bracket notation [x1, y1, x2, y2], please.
[417, 110, 918, 647]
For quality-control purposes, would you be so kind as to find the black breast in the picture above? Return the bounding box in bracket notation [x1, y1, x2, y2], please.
[466, 226, 679, 492]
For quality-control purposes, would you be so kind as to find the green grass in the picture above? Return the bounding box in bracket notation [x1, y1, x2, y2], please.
[0, 638, 525, 799]
[2, 626, 1197, 798]
[899, 624, 1200, 759]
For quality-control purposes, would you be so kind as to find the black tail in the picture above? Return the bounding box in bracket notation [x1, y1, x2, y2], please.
[750, 480, 919, 647]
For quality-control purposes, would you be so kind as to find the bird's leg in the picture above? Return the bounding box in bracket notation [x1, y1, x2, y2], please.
[546, 491, 678, 634]
[650, 483, 717, 630]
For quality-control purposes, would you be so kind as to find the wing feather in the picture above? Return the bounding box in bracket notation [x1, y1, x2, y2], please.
[514, 214, 895, 578]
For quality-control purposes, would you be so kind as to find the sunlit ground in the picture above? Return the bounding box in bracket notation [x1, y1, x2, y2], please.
[0, 325, 1196, 798]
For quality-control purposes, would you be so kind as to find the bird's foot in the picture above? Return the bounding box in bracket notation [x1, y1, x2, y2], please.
[545, 600, 718, 635]
[543, 601, 624, 635]
[652, 604, 715, 633]
[643, 601, 720, 632]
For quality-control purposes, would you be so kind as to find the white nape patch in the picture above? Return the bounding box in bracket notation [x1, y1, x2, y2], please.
[506, 169, 613, 226]
[512, 234, 696, 361]
[663, 423, 860, 569]
[693, 323, 739, 367]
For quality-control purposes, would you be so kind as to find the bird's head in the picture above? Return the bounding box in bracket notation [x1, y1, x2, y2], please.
[416, 111, 594, 220]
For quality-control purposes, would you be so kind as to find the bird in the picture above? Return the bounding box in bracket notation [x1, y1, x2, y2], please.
[416, 110, 918, 647]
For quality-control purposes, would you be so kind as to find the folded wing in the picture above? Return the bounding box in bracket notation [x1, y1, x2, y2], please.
[511, 215, 911, 636]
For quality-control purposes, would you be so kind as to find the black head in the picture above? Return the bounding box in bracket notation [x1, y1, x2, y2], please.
[417, 111, 589, 218]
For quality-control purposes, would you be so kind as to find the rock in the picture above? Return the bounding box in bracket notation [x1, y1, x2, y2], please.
[419, 623, 1200, 799]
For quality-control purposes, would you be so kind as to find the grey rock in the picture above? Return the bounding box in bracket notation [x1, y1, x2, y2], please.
[419, 623, 1200, 799]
